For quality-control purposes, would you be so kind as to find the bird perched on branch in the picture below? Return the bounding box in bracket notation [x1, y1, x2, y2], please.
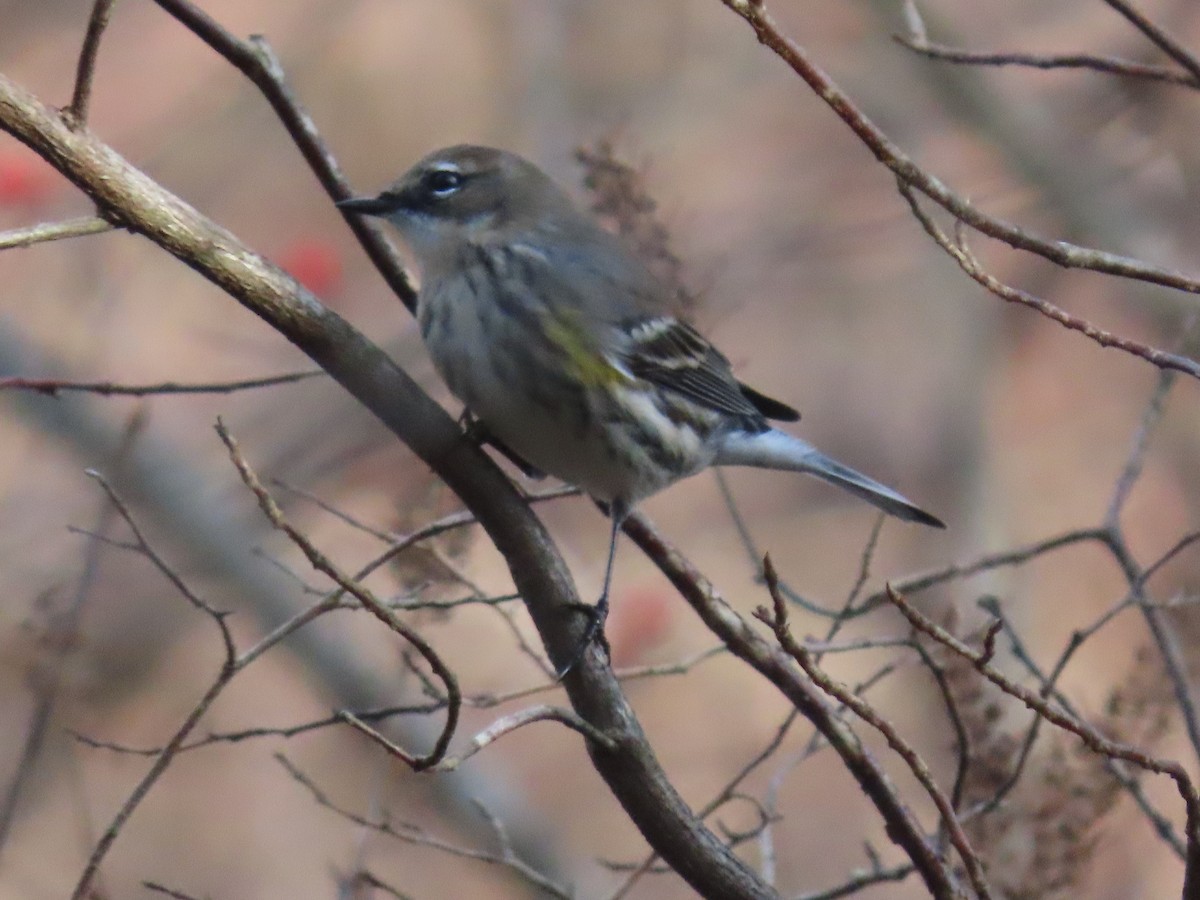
[338, 145, 944, 673]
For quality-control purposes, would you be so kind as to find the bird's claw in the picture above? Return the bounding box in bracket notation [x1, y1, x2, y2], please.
[556, 597, 610, 679]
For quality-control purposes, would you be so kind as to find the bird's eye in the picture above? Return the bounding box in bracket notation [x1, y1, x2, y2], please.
[424, 169, 464, 198]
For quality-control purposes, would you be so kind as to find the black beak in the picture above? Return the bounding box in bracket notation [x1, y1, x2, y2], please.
[336, 194, 399, 216]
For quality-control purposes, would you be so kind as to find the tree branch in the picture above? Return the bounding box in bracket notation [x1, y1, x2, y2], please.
[718, 0, 1200, 298]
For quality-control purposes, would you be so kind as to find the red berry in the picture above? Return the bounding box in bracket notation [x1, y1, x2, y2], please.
[278, 237, 343, 298]
[0, 150, 58, 207]
[608, 586, 675, 667]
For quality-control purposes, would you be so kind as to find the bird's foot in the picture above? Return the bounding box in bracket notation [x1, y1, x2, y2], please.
[556, 594, 611, 679]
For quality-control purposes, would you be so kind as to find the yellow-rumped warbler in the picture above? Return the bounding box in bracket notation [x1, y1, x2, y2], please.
[339, 145, 943, 667]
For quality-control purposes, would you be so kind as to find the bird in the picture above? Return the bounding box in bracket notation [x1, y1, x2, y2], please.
[337, 144, 944, 672]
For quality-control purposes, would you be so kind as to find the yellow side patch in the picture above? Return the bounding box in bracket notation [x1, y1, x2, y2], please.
[543, 313, 630, 387]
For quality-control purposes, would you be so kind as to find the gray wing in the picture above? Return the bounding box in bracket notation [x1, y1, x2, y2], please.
[620, 316, 799, 424]
[507, 225, 799, 423]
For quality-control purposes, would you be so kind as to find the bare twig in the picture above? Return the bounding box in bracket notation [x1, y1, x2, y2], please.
[976, 597, 1186, 858]
[343, 704, 615, 773]
[275, 754, 573, 898]
[859, 527, 1109, 611]
[340, 871, 412, 900]
[1102, 0, 1200, 84]
[149, 0, 416, 310]
[1107, 365, 1178, 525]
[758, 559, 990, 899]
[608, 710, 800, 898]
[71, 700, 448, 757]
[0, 413, 144, 860]
[64, 0, 118, 127]
[717, 0, 1200, 299]
[142, 881, 204, 900]
[622, 512, 964, 898]
[910, 639, 972, 812]
[894, 34, 1200, 89]
[0, 370, 322, 397]
[215, 419, 460, 770]
[898, 183, 1200, 381]
[70, 479, 237, 900]
[885, 586, 1200, 894]
[0, 216, 111, 250]
[793, 863, 916, 900]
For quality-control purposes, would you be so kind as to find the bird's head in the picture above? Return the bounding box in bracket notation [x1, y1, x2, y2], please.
[338, 145, 573, 268]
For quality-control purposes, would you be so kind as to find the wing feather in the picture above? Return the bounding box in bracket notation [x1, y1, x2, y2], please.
[619, 317, 798, 423]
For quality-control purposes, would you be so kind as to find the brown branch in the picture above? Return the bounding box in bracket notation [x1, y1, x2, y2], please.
[717, 0, 1200, 298]
[898, 185, 1200, 380]
[1102, 0, 1200, 85]
[64, 0, 118, 127]
[215, 419, 461, 770]
[622, 512, 965, 899]
[0, 370, 322, 397]
[0, 215, 111, 249]
[894, 34, 1200, 89]
[885, 585, 1200, 897]
[148, 0, 417, 312]
[275, 754, 573, 898]
[757, 559, 991, 900]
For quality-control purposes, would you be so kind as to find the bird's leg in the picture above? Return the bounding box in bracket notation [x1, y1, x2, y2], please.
[459, 409, 545, 479]
[557, 503, 625, 678]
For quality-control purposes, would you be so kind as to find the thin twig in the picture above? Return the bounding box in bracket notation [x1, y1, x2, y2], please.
[898, 182, 1200, 381]
[718, 0, 1200, 299]
[143, 881, 203, 900]
[149, 0, 417, 309]
[1102, 0, 1200, 84]
[0, 216, 111, 250]
[759, 559, 990, 899]
[911, 639, 971, 812]
[0, 370, 322, 397]
[608, 710, 800, 898]
[215, 419, 460, 770]
[64, 0, 118, 127]
[345, 704, 615, 773]
[623, 512, 964, 898]
[885, 585, 1200, 892]
[894, 34, 1200, 89]
[858, 526, 1109, 610]
[70, 480, 237, 900]
[275, 754, 573, 898]
[793, 863, 916, 900]
[0, 413, 144, 859]
[975, 596, 1186, 858]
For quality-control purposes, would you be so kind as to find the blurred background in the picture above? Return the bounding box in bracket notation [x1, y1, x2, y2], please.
[2, 0, 1200, 896]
